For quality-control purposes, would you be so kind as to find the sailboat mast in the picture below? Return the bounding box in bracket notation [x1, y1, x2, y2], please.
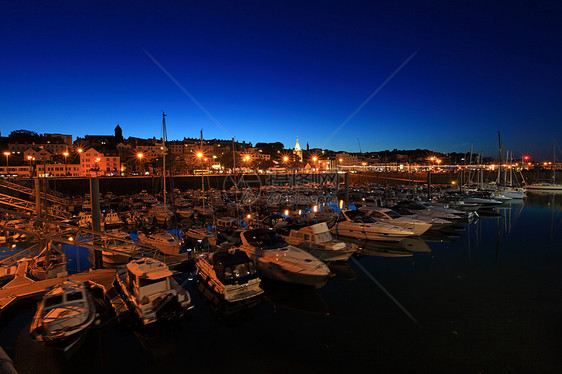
[162, 112, 167, 207]
[552, 138, 556, 184]
[201, 129, 204, 211]
[497, 131, 502, 185]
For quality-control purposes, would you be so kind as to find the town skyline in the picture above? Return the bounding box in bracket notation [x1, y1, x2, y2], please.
[2, 1, 561, 159]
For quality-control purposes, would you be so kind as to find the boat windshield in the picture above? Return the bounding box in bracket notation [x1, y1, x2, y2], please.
[386, 210, 402, 219]
[346, 211, 377, 223]
[222, 262, 257, 284]
[245, 230, 288, 250]
[45, 295, 63, 308]
[315, 231, 333, 243]
[66, 291, 84, 302]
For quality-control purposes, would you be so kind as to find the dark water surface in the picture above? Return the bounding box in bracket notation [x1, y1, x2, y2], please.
[2, 192, 562, 373]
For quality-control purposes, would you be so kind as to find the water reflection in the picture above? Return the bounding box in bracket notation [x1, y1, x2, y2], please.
[328, 261, 358, 281]
[196, 281, 262, 326]
[260, 279, 330, 316]
[339, 236, 434, 257]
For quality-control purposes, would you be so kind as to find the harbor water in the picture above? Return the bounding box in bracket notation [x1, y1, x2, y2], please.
[1, 192, 562, 373]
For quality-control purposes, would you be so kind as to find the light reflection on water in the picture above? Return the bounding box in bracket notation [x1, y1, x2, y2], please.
[1, 192, 562, 372]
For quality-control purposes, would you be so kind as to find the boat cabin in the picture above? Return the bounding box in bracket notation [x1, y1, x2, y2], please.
[210, 250, 258, 285]
[289, 222, 334, 244]
[125, 258, 173, 302]
[42, 281, 89, 330]
[242, 229, 288, 250]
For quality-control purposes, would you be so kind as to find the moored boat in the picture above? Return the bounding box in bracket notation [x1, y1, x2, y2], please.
[195, 249, 263, 302]
[330, 210, 414, 242]
[281, 222, 357, 262]
[137, 230, 182, 255]
[237, 229, 332, 287]
[114, 257, 193, 325]
[28, 241, 68, 280]
[29, 280, 97, 351]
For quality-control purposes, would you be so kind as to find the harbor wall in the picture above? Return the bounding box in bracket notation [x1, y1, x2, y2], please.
[8, 170, 554, 197]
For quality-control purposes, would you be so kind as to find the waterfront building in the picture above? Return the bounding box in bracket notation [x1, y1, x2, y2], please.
[79, 148, 120, 176]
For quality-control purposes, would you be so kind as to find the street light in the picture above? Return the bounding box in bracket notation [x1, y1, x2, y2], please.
[137, 152, 144, 175]
[63, 151, 69, 176]
[3, 151, 10, 168]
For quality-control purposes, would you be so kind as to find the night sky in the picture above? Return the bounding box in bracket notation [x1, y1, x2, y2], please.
[1, 1, 561, 159]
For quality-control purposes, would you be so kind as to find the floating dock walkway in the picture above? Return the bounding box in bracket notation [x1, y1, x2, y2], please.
[0, 265, 126, 319]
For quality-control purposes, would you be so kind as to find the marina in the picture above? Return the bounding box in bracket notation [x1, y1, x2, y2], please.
[0, 181, 561, 372]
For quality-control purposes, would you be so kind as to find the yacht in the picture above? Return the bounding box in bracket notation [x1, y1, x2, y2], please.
[115, 257, 193, 325]
[195, 250, 264, 302]
[358, 206, 432, 236]
[100, 229, 139, 265]
[30, 281, 97, 351]
[394, 200, 464, 221]
[137, 230, 182, 255]
[525, 182, 562, 191]
[330, 210, 414, 242]
[389, 206, 453, 230]
[281, 222, 357, 262]
[237, 229, 332, 287]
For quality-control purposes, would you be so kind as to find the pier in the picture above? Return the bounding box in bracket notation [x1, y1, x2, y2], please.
[0, 265, 123, 319]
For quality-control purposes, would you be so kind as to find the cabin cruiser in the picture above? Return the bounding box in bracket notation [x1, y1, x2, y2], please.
[281, 222, 357, 262]
[330, 210, 414, 242]
[115, 258, 193, 325]
[358, 206, 432, 236]
[502, 186, 526, 199]
[30, 281, 97, 351]
[389, 206, 453, 230]
[137, 230, 182, 255]
[237, 229, 332, 287]
[393, 200, 464, 221]
[28, 241, 68, 280]
[195, 249, 263, 302]
[99, 229, 139, 265]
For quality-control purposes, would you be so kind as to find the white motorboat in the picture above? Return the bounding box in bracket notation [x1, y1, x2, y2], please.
[281, 222, 356, 262]
[30, 280, 97, 351]
[330, 210, 414, 242]
[237, 229, 332, 287]
[99, 229, 139, 265]
[358, 206, 432, 236]
[502, 186, 526, 199]
[137, 230, 181, 255]
[395, 201, 464, 221]
[195, 249, 263, 302]
[115, 258, 193, 325]
[526, 182, 562, 191]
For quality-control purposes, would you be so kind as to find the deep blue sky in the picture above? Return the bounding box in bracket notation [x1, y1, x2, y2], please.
[1, 1, 561, 159]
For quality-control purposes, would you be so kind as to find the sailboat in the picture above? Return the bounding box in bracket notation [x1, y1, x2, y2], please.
[526, 139, 562, 191]
[138, 113, 182, 255]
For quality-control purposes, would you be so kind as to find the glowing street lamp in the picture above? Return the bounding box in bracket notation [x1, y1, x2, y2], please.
[63, 151, 69, 176]
[137, 152, 144, 174]
[3, 152, 10, 168]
